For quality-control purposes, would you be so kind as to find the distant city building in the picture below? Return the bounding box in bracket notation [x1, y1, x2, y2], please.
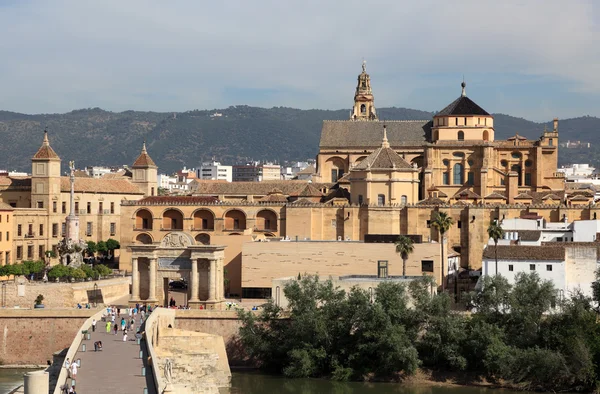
[158, 174, 177, 190]
[233, 163, 281, 182]
[280, 161, 310, 180]
[560, 140, 591, 148]
[557, 164, 595, 179]
[197, 161, 232, 182]
[0, 170, 29, 177]
[86, 166, 114, 178]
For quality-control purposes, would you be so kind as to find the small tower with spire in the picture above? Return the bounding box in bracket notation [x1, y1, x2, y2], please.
[131, 141, 158, 197]
[31, 130, 61, 210]
[350, 60, 377, 121]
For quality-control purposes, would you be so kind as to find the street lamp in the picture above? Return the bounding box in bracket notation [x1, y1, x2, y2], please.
[93, 283, 98, 307]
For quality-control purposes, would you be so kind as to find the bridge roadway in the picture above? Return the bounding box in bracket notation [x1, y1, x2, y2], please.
[67, 313, 156, 394]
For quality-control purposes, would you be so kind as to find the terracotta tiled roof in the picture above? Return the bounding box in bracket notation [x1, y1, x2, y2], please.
[569, 195, 591, 201]
[542, 194, 560, 200]
[258, 193, 288, 203]
[0, 176, 31, 189]
[193, 180, 332, 196]
[514, 193, 533, 200]
[322, 187, 350, 203]
[482, 245, 565, 261]
[134, 196, 218, 205]
[298, 183, 324, 197]
[484, 192, 507, 200]
[290, 198, 315, 204]
[319, 120, 432, 149]
[417, 197, 446, 205]
[73, 170, 90, 178]
[517, 230, 541, 242]
[453, 189, 481, 199]
[60, 177, 144, 195]
[530, 191, 565, 204]
[132, 143, 157, 168]
[32, 132, 60, 160]
[296, 164, 315, 175]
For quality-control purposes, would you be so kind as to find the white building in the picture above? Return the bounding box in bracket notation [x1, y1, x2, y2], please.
[196, 161, 232, 182]
[157, 174, 177, 190]
[482, 244, 599, 298]
[557, 164, 595, 179]
[85, 166, 113, 178]
[492, 218, 600, 246]
[281, 161, 310, 180]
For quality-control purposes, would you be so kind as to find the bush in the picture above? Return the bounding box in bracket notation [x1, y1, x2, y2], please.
[70, 268, 86, 280]
[93, 264, 112, 277]
[48, 264, 69, 280]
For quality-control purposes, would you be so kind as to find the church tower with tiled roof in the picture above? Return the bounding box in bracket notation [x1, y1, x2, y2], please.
[31, 130, 61, 210]
[350, 61, 377, 121]
[431, 81, 494, 142]
[131, 142, 158, 197]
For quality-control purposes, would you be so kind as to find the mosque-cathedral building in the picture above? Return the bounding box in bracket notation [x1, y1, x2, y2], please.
[0, 63, 597, 302]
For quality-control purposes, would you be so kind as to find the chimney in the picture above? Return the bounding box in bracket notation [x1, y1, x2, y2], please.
[553, 118, 559, 133]
[507, 171, 519, 204]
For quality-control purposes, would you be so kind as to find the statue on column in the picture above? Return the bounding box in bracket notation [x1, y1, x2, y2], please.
[57, 160, 87, 268]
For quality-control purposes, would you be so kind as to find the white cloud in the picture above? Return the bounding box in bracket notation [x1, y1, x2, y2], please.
[0, 0, 598, 119]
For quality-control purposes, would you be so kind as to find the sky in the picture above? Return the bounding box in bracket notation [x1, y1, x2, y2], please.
[0, 0, 599, 121]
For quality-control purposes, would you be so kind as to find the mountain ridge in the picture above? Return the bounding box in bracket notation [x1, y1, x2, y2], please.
[0, 106, 597, 174]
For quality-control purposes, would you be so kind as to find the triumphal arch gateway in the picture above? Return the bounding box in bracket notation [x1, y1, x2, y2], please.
[128, 231, 225, 308]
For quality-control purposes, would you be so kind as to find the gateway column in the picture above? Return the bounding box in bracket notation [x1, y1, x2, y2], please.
[131, 257, 140, 301]
[190, 258, 199, 303]
[148, 257, 157, 302]
[207, 258, 216, 302]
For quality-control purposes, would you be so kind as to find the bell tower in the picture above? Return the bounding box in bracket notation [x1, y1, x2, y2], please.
[31, 130, 61, 210]
[350, 60, 377, 121]
[132, 141, 158, 197]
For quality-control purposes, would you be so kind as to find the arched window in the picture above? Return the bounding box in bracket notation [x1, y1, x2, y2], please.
[457, 131, 464, 141]
[453, 163, 464, 184]
[360, 104, 366, 114]
[483, 130, 489, 141]
[401, 195, 407, 205]
[377, 194, 385, 206]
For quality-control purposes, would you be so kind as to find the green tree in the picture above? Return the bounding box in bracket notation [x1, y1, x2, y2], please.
[487, 221, 504, 276]
[96, 241, 108, 257]
[469, 275, 512, 323]
[106, 238, 120, 258]
[69, 267, 86, 280]
[93, 264, 112, 278]
[86, 241, 97, 258]
[431, 211, 454, 291]
[394, 235, 414, 278]
[48, 264, 69, 280]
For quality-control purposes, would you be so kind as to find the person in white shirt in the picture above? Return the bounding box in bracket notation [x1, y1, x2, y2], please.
[91, 318, 97, 332]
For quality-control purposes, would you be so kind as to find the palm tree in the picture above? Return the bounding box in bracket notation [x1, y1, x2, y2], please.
[487, 222, 505, 276]
[395, 235, 414, 278]
[432, 211, 454, 291]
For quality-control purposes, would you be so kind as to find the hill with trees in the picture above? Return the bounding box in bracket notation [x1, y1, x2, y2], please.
[0, 107, 597, 174]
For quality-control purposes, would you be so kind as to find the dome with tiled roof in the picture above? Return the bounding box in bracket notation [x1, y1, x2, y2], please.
[353, 126, 414, 171]
[32, 131, 60, 160]
[132, 142, 157, 168]
[435, 82, 489, 116]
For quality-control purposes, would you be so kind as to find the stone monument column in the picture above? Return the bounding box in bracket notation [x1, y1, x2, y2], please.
[148, 257, 157, 301]
[131, 257, 140, 300]
[190, 258, 199, 302]
[208, 258, 216, 302]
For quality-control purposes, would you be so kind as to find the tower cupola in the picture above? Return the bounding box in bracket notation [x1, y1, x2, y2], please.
[351, 60, 377, 121]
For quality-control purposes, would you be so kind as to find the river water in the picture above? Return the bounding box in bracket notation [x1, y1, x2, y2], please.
[0, 369, 36, 394]
[227, 372, 525, 394]
[0, 370, 528, 394]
